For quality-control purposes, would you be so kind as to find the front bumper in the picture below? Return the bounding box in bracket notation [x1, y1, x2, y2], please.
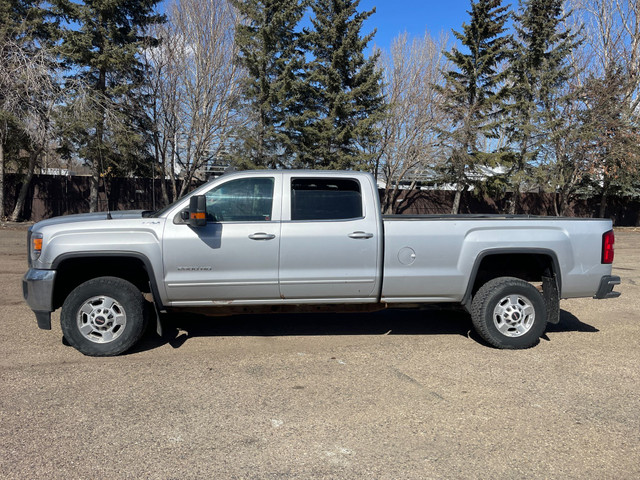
[594, 275, 621, 299]
[22, 269, 56, 330]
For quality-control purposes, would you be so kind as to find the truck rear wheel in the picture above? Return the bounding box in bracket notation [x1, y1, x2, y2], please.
[61, 276, 146, 356]
[471, 277, 547, 349]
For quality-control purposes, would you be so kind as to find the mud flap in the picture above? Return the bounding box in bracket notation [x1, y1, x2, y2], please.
[152, 298, 163, 337]
[146, 282, 164, 337]
[542, 274, 560, 324]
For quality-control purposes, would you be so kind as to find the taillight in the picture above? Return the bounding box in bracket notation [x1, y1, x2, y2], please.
[602, 230, 614, 264]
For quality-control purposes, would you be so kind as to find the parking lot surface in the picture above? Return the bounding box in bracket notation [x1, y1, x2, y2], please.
[1, 225, 639, 479]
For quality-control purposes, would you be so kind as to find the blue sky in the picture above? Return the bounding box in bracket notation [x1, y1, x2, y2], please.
[158, 0, 503, 52]
[360, 0, 475, 50]
[300, 0, 491, 52]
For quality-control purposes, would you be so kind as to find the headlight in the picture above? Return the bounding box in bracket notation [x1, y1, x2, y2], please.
[30, 232, 43, 263]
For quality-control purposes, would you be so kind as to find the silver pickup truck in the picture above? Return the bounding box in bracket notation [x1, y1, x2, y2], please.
[23, 170, 620, 356]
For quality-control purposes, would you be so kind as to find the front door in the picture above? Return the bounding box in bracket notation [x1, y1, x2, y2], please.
[162, 175, 282, 304]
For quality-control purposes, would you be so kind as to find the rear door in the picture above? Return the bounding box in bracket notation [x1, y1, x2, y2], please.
[278, 174, 380, 301]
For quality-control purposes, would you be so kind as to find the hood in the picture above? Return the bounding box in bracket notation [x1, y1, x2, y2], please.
[32, 210, 148, 230]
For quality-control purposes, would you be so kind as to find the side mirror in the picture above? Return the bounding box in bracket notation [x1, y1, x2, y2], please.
[188, 195, 207, 227]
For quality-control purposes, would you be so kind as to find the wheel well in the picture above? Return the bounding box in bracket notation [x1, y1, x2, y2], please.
[52, 256, 152, 310]
[470, 253, 557, 299]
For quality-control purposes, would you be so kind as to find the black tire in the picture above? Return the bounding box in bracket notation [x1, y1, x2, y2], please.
[471, 276, 547, 349]
[61, 276, 146, 356]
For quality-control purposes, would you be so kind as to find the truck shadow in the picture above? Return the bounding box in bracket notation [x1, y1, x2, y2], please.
[130, 307, 598, 354]
[546, 309, 599, 333]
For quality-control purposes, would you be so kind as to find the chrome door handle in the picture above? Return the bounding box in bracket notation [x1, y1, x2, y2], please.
[248, 232, 276, 240]
[348, 231, 374, 239]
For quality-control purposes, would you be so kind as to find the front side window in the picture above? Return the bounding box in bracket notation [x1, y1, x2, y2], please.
[291, 178, 362, 221]
[205, 177, 274, 222]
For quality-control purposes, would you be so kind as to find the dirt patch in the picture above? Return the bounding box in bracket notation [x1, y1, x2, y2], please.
[1, 228, 638, 479]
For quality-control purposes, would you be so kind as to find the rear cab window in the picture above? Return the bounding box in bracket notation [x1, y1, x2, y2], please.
[291, 178, 362, 221]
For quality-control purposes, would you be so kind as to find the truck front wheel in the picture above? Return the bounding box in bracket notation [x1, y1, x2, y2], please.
[471, 277, 547, 349]
[61, 276, 146, 356]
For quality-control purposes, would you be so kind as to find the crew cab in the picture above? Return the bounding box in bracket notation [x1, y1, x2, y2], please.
[23, 170, 620, 355]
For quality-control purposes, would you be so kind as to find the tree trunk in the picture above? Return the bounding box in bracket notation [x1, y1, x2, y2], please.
[170, 134, 178, 202]
[170, 171, 177, 204]
[179, 166, 197, 199]
[89, 174, 99, 212]
[388, 185, 402, 214]
[152, 133, 165, 209]
[451, 184, 463, 215]
[160, 160, 169, 206]
[0, 140, 4, 220]
[91, 66, 107, 213]
[598, 177, 610, 218]
[559, 189, 570, 217]
[381, 188, 389, 214]
[508, 184, 520, 215]
[382, 183, 395, 214]
[391, 185, 402, 214]
[9, 150, 39, 222]
[599, 192, 608, 218]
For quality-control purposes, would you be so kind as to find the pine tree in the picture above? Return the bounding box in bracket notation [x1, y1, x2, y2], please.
[54, 0, 164, 211]
[437, 0, 510, 214]
[504, 0, 579, 213]
[302, 0, 384, 170]
[231, 0, 307, 169]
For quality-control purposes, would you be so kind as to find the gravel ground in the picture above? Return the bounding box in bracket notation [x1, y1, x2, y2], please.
[1, 225, 638, 479]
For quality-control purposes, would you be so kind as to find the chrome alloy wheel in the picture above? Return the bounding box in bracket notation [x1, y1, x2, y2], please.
[492, 294, 535, 337]
[76, 295, 127, 344]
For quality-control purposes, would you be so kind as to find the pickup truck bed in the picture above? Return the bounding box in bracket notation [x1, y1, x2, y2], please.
[382, 215, 613, 303]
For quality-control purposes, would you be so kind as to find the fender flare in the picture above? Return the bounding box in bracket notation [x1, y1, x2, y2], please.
[51, 251, 165, 312]
[461, 247, 562, 313]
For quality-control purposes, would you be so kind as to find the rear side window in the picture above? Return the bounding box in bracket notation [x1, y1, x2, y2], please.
[205, 177, 274, 222]
[291, 178, 362, 221]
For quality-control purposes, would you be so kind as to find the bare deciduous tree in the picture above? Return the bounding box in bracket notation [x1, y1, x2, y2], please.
[573, 0, 639, 106]
[376, 32, 449, 214]
[146, 0, 244, 206]
[144, 29, 181, 206]
[0, 39, 58, 221]
[571, 0, 640, 214]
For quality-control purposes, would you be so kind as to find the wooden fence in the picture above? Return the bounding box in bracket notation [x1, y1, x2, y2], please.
[4, 174, 640, 226]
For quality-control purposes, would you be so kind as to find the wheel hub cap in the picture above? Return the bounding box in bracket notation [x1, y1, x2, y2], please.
[493, 294, 535, 337]
[77, 296, 127, 344]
